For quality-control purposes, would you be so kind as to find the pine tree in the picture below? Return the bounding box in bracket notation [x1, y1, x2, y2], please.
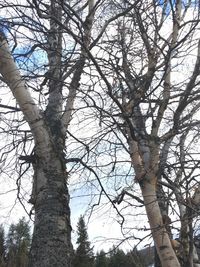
[6, 218, 31, 267]
[6, 224, 17, 267]
[108, 248, 130, 267]
[74, 216, 94, 267]
[95, 250, 108, 267]
[0, 225, 6, 267]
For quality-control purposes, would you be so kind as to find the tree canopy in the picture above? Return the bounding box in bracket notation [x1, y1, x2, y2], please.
[0, 0, 200, 266]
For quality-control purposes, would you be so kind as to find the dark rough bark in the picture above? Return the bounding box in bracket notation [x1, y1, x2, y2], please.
[28, 154, 73, 267]
[154, 246, 162, 267]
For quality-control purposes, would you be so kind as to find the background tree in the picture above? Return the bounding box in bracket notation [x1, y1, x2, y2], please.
[94, 247, 152, 267]
[6, 217, 30, 267]
[0, 226, 6, 267]
[74, 215, 94, 267]
[108, 247, 131, 267]
[95, 250, 108, 267]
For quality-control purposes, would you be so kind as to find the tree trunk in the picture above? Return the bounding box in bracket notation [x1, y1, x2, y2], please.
[127, 136, 180, 266]
[0, 0, 95, 264]
[141, 181, 180, 267]
[0, 32, 74, 267]
[154, 246, 162, 267]
[28, 152, 73, 267]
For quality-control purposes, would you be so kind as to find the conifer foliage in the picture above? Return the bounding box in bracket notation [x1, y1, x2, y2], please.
[0, 218, 30, 267]
[95, 250, 108, 267]
[74, 216, 94, 267]
[0, 226, 6, 267]
[94, 247, 152, 267]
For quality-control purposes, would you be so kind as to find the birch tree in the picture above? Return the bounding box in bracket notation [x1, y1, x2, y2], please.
[1, 1, 200, 267]
[0, 0, 94, 266]
[64, 1, 200, 267]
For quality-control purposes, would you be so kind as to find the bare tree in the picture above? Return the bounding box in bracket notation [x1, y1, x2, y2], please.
[64, 1, 200, 267]
[1, 1, 200, 267]
[0, 0, 95, 266]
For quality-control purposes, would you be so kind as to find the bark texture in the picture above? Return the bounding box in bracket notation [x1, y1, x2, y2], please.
[28, 154, 73, 267]
[128, 138, 181, 267]
[0, 32, 73, 267]
[0, 0, 95, 265]
[141, 181, 180, 267]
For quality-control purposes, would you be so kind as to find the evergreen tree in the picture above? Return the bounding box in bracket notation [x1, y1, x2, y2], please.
[126, 249, 147, 267]
[108, 248, 131, 267]
[74, 216, 94, 267]
[95, 250, 108, 267]
[6, 218, 31, 267]
[0, 225, 6, 267]
[6, 224, 17, 267]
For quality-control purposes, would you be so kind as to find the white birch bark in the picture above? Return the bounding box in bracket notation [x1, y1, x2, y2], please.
[142, 182, 180, 267]
[0, 1, 96, 266]
[128, 138, 181, 267]
[0, 30, 73, 267]
[0, 34, 51, 159]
